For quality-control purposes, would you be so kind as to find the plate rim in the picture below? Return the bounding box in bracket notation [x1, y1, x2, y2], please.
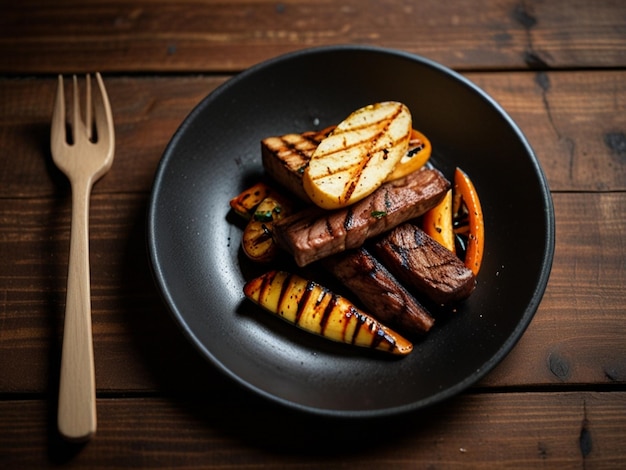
[147, 44, 555, 418]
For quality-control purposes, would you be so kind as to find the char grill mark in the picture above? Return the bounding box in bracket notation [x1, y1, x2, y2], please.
[323, 247, 435, 334]
[273, 168, 450, 266]
[318, 290, 336, 336]
[374, 223, 476, 305]
[314, 107, 403, 186]
[293, 278, 315, 326]
[261, 133, 324, 201]
[343, 207, 354, 231]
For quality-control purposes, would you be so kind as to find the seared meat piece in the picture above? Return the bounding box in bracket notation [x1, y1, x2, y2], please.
[374, 223, 476, 305]
[261, 126, 429, 203]
[261, 128, 332, 202]
[273, 168, 450, 266]
[323, 247, 435, 334]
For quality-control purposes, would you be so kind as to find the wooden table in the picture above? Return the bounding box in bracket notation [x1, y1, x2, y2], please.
[1, 1, 625, 468]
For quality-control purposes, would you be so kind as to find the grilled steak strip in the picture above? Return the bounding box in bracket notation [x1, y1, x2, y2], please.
[374, 223, 476, 305]
[322, 247, 435, 334]
[273, 168, 450, 266]
[261, 128, 332, 202]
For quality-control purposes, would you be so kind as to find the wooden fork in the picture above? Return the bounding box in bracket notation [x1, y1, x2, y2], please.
[51, 73, 115, 441]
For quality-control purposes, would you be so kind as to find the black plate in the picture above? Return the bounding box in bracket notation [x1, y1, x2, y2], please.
[147, 45, 554, 418]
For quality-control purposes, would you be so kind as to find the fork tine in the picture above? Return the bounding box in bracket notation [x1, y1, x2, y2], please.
[85, 74, 92, 141]
[72, 75, 84, 142]
[92, 72, 114, 153]
[51, 75, 66, 150]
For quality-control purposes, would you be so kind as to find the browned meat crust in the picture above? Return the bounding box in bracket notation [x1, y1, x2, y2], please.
[273, 168, 450, 266]
[374, 223, 476, 305]
[261, 128, 331, 201]
[323, 247, 435, 334]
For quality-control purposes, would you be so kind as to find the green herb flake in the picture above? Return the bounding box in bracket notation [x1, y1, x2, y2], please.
[253, 210, 274, 222]
[371, 210, 387, 219]
[253, 205, 282, 222]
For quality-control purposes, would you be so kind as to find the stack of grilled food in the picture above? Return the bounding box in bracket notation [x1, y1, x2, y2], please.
[229, 102, 484, 356]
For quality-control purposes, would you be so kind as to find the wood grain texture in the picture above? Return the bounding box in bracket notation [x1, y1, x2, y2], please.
[482, 192, 626, 387]
[0, 76, 228, 198]
[1, 0, 625, 74]
[0, 72, 624, 199]
[469, 70, 626, 192]
[0, 392, 624, 468]
[0, 193, 624, 393]
[1, 0, 624, 467]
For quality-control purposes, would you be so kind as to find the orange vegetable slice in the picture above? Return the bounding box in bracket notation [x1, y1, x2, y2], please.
[453, 167, 484, 275]
[422, 188, 455, 253]
[385, 128, 432, 181]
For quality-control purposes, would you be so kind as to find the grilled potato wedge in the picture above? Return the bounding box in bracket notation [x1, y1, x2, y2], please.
[244, 270, 413, 356]
[242, 194, 293, 263]
[303, 102, 412, 209]
[230, 182, 278, 219]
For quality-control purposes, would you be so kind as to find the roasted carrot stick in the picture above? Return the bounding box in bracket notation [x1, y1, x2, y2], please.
[453, 167, 484, 275]
[422, 188, 455, 252]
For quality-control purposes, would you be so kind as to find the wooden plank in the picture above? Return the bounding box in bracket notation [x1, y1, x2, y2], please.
[481, 191, 626, 386]
[467, 70, 626, 192]
[0, 192, 624, 392]
[0, 71, 624, 199]
[0, 193, 222, 394]
[0, 75, 228, 198]
[1, 0, 625, 73]
[0, 392, 624, 468]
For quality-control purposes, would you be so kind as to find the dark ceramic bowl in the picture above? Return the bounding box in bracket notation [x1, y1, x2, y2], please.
[147, 45, 554, 418]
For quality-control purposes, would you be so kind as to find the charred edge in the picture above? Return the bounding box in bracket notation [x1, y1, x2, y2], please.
[365, 257, 379, 279]
[282, 136, 316, 157]
[320, 292, 339, 336]
[344, 206, 355, 231]
[389, 240, 412, 271]
[412, 228, 427, 247]
[343, 179, 358, 207]
[406, 142, 425, 157]
[261, 271, 279, 300]
[301, 133, 326, 146]
[325, 216, 334, 238]
[277, 272, 294, 316]
[383, 186, 392, 211]
[258, 223, 273, 243]
[273, 138, 311, 174]
[349, 306, 365, 345]
[295, 279, 316, 325]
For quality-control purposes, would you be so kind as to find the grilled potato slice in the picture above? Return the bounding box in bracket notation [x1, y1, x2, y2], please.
[242, 194, 293, 263]
[244, 270, 413, 356]
[230, 182, 278, 219]
[303, 102, 412, 209]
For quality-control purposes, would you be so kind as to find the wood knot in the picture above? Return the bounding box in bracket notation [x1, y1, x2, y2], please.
[547, 351, 570, 380]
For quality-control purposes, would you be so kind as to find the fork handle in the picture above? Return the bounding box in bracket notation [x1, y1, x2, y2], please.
[58, 178, 97, 441]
